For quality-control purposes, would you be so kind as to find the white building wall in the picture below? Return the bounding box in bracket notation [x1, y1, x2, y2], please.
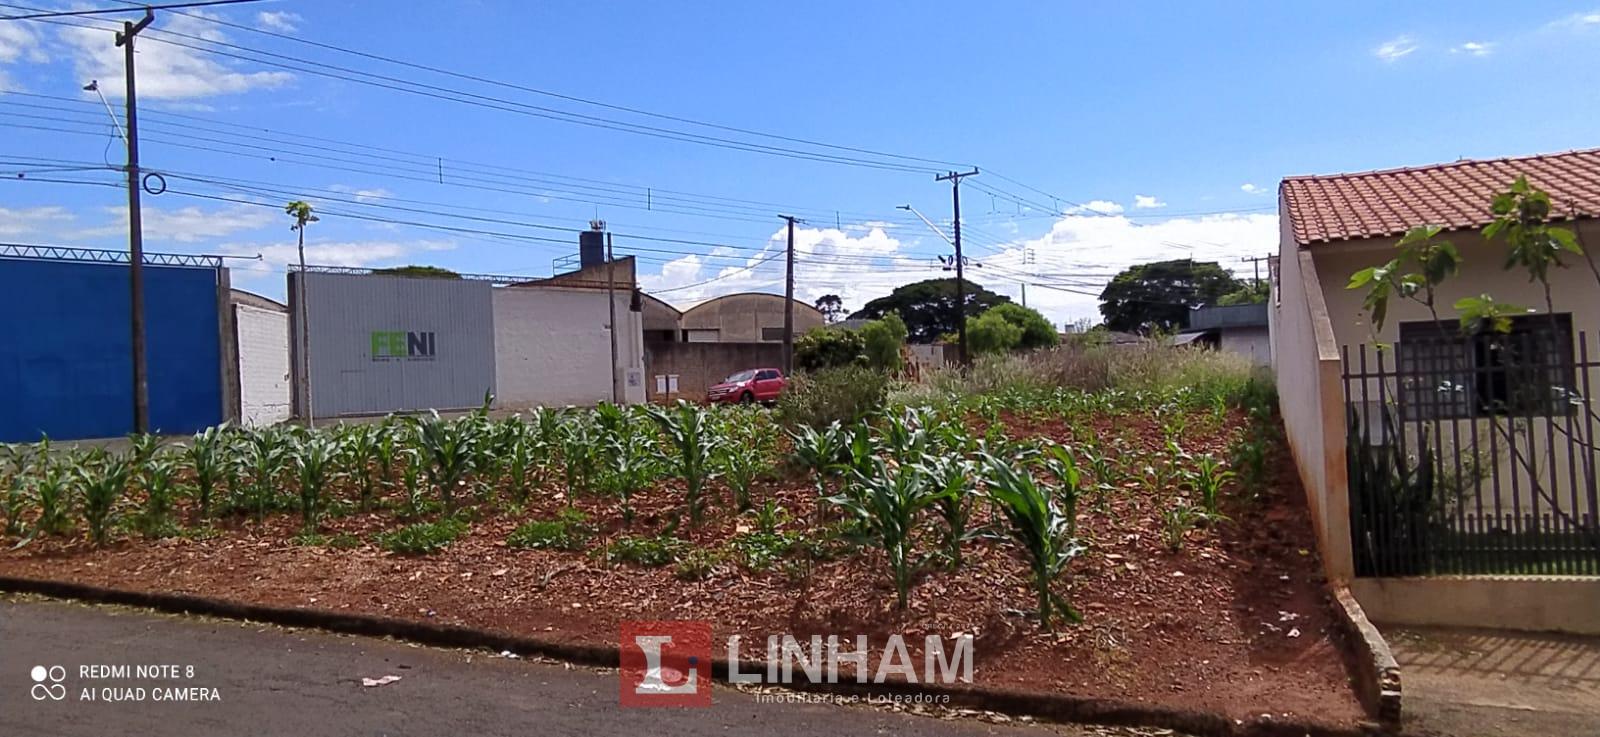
[493, 286, 645, 408]
[1220, 325, 1271, 366]
[235, 303, 291, 426]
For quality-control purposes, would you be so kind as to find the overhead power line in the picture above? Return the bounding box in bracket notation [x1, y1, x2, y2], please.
[0, 0, 263, 21]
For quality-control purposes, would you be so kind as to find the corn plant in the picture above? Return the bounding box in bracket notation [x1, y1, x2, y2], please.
[242, 428, 290, 523]
[982, 451, 1086, 629]
[399, 447, 428, 518]
[339, 424, 380, 510]
[924, 455, 975, 568]
[789, 421, 845, 499]
[596, 408, 658, 524]
[1191, 454, 1235, 517]
[1036, 441, 1086, 539]
[137, 454, 179, 538]
[413, 412, 476, 512]
[127, 432, 162, 468]
[184, 424, 230, 518]
[827, 457, 939, 609]
[76, 452, 131, 546]
[497, 418, 532, 504]
[3, 447, 28, 537]
[33, 449, 73, 537]
[530, 406, 561, 485]
[878, 408, 931, 463]
[716, 412, 773, 512]
[373, 418, 402, 496]
[557, 411, 600, 499]
[648, 402, 720, 524]
[1162, 503, 1201, 551]
[294, 434, 338, 532]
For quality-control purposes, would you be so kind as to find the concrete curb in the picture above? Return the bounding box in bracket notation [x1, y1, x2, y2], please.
[1330, 585, 1402, 729]
[0, 575, 1372, 737]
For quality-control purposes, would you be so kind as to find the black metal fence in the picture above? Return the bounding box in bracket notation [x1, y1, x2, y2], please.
[1342, 327, 1600, 577]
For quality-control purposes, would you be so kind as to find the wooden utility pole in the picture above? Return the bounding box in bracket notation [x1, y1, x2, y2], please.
[779, 215, 801, 374]
[936, 168, 979, 366]
[117, 9, 155, 434]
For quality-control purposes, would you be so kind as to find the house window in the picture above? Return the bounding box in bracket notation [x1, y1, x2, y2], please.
[1397, 314, 1575, 419]
[760, 327, 785, 342]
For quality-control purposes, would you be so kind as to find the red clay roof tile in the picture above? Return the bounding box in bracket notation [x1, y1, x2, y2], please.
[1281, 148, 1600, 245]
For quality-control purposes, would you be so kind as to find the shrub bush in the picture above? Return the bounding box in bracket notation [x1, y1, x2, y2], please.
[507, 508, 591, 551]
[776, 365, 891, 429]
[376, 518, 468, 554]
[858, 314, 908, 371]
[794, 327, 866, 371]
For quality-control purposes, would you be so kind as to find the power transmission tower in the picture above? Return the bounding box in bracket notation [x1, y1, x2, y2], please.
[779, 215, 802, 374]
[936, 168, 979, 366]
[117, 9, 155, 434]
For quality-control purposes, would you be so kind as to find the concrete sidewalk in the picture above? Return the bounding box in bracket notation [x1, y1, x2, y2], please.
[1387, 625, 1600, 737]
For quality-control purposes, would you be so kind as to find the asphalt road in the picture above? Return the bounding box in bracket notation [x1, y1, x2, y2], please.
[0, 596, 1136, 737]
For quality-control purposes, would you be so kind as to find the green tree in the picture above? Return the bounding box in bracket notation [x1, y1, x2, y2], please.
[813, 294, 845, 323]
[1098, 259, 1241, 333]
[1346, 225, 1461, 335]
[850, 278, 1011, 343]
[1216, 280, 1270, 306]
[858, 313, 908, 371]
[965, 310, 1023, 354]
[794, 326, 866, 371]
[985, 303, 1058, 349]
[1483, 175, 1583, 324]
[372, 265, 462, 279]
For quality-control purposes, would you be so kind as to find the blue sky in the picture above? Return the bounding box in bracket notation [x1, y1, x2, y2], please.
[1, 1, 1597, 324]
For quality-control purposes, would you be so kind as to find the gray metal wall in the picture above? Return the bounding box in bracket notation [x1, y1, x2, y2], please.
[293, 272, 495, 417]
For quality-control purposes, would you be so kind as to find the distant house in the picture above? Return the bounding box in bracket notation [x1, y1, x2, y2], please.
[678, 292, 824, 343]
[1174, 302, 1270, 365]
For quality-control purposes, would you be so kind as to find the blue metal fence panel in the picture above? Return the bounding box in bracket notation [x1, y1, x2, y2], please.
[0, 257, 222, 442]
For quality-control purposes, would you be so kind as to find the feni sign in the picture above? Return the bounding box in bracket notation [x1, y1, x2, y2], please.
[370, 331, 437, 362]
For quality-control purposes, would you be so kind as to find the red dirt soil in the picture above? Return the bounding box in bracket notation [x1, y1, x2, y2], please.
[0, 410, 1365, 726]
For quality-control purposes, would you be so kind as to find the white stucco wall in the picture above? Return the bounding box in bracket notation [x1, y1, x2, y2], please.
[492, 285, 645, 408]
[235, 303, 291, 427]
[1220, 325, 1271, 366]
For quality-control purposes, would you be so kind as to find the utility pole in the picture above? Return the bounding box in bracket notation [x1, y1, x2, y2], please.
[1241, 254, 1270, 286]
[117, 9, 155, 434]
[936, 168, 979, 366]
[606, 231, 621, 404]
[779, 215, 801, 375]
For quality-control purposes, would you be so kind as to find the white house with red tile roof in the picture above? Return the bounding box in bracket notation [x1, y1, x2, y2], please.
[1270, 148, 1600, 635]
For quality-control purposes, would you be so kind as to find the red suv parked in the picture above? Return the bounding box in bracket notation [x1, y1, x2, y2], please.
[707, 368, 787, 404]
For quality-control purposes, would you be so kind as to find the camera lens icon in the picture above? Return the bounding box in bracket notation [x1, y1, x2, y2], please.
[30, 665, 66, 701]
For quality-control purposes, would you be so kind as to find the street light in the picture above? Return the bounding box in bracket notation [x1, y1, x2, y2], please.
[896, 204, 954, 246]
[82, 80, 127, 144]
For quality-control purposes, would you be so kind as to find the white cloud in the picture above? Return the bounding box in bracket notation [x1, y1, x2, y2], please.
[0, 22, 47, 64]
[640, 225, 932, 312]
[1133, 195, 1166, 209]
[1374, 35, 1420, 62]
[217, 240, 457, 287]
[1550, 9, 1600, 28]
[255, 11, 302, 33]
[72, 204, 277, 243]
[1065, 199, 1124, 215]
[638, 212, 1279, 328]
[1451, 41, 1495, 56]
[329, 185, 394, 203]
[59, 13, 292, 100]
[1240, 183, 1265, 195]
[0, 206, 74, 236]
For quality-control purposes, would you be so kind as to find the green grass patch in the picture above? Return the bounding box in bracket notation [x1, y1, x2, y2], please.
[507, 508, 591, 551]
[607, 534, 683, 567]
[376, 518, 468, 554]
